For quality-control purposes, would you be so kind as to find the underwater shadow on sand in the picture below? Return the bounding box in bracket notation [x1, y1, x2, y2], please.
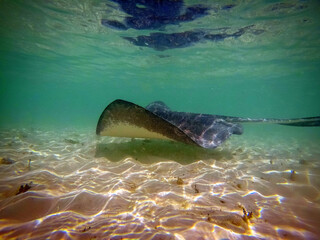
[95, 139, 234, 164]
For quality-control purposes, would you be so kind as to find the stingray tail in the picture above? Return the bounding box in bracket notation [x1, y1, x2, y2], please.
[276, 116, 320, 127]
[233, 116, 320, 127]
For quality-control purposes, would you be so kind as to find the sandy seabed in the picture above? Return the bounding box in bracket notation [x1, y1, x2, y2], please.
[0, 127, 319, 240]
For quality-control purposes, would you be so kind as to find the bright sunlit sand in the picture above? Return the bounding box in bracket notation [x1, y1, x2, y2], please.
[0, 127, 319, 240]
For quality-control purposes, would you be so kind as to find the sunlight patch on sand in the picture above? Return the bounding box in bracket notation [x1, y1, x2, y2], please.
[0, 128, 319, 239]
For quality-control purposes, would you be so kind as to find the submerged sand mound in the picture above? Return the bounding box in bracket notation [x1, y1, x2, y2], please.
[0, 128, 319, 239]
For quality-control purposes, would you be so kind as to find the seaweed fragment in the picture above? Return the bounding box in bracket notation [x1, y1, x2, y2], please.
[81, 226, 91, 232]
[240, 206, 253, 223]
[176, 177, 184, 185]
[194, 184, 199, 193]
[16, 182, 33, 195]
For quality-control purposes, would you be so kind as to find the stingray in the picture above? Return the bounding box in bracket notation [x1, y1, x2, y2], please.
[96, 99, 320, 149]
[122, 25, 259, 51]
[100, 1, 245, 50]
[102, 0, 211, 30]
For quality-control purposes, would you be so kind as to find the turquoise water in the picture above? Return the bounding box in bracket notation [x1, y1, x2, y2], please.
[1, 1, 320, 239]
[1, 0, 319, 129]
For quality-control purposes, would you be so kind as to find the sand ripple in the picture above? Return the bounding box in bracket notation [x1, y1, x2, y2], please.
[0, 128, 319, 239]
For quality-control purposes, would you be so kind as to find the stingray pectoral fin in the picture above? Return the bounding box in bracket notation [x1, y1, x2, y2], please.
[96, 99, 198, 146]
